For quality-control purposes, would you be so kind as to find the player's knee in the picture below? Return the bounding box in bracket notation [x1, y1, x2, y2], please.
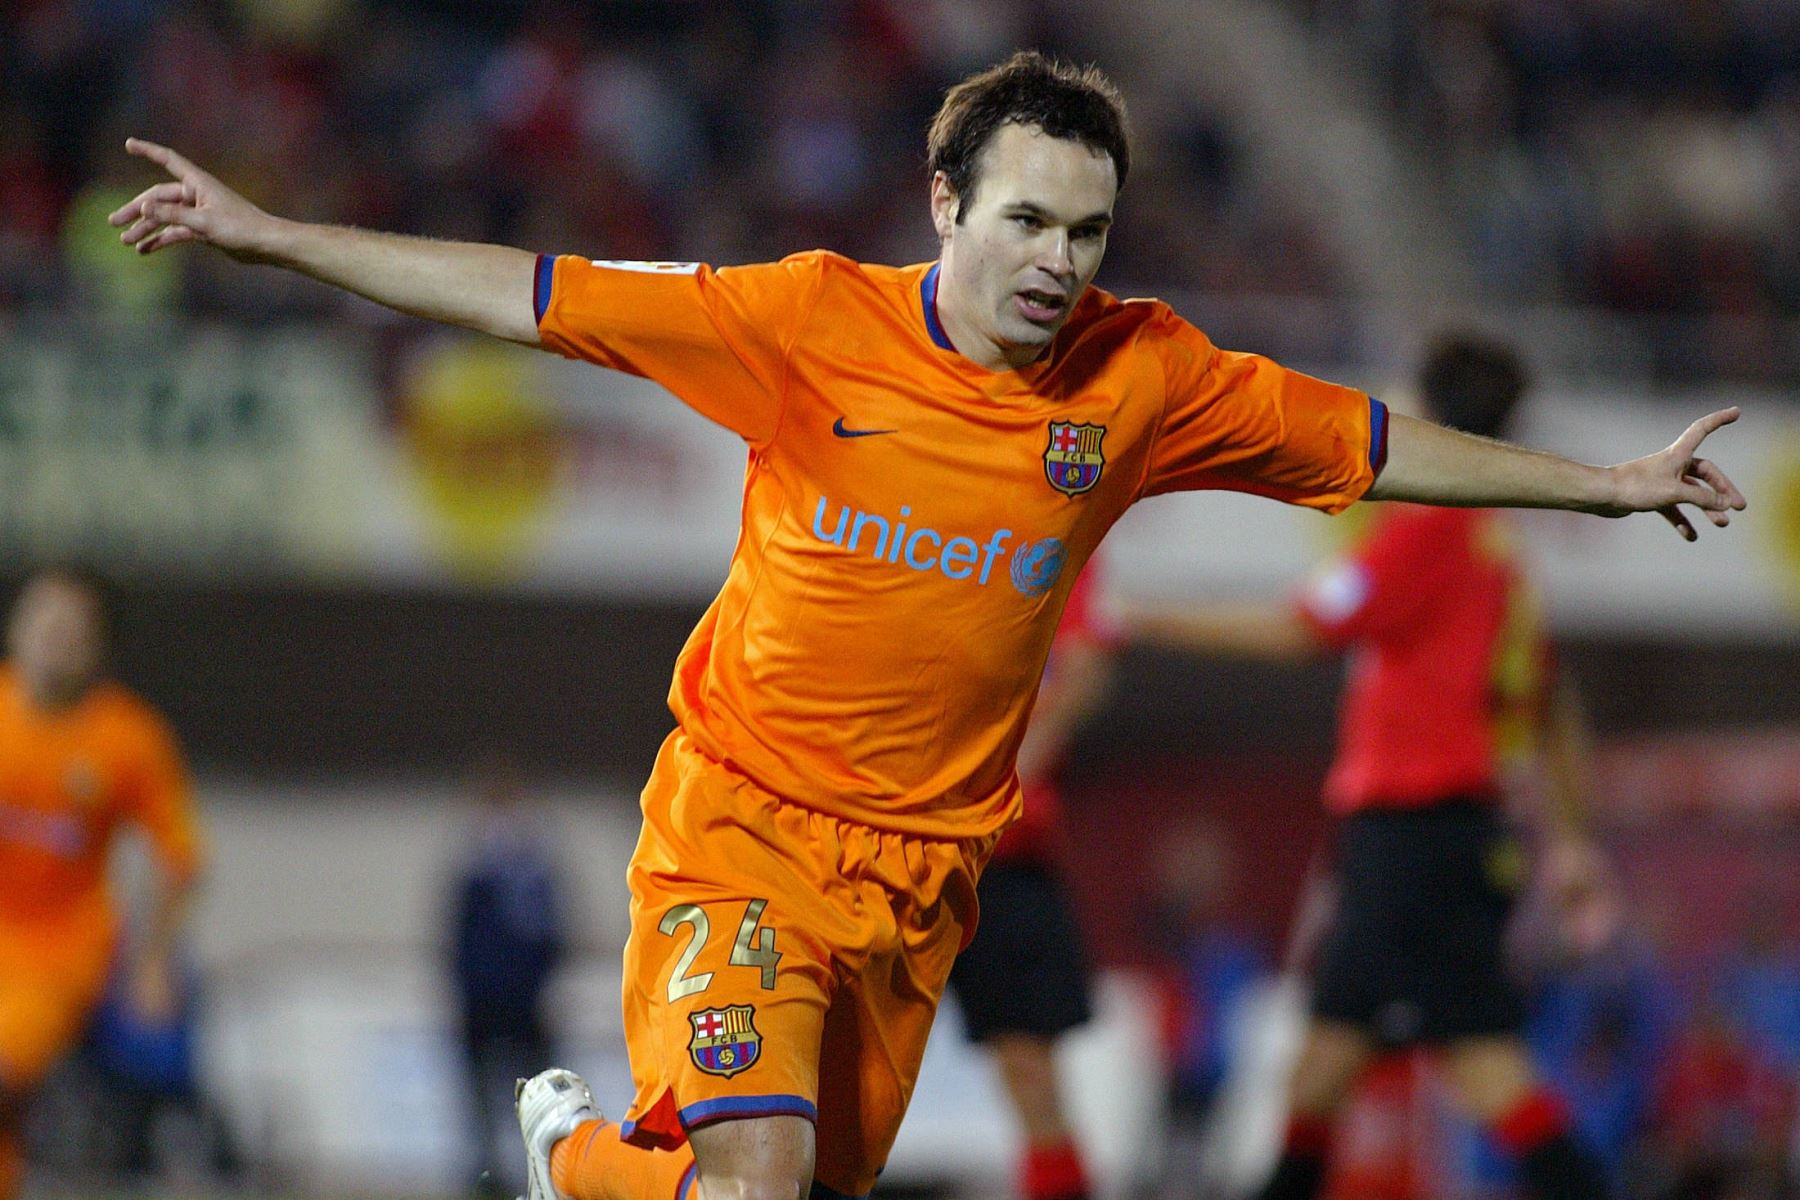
[690, 1115, 816, 1200]
[695, 1169, 811, 1200]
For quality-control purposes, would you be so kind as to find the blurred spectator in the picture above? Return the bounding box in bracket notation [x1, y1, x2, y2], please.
[1520, 844, 1677, 1182]
[1714, 887, 1800, 1074]
[1296, 0, 1800, 381]
[445, 750, 565, 1199]
[1146, 817, 1271, 1200]
[1648, 1002, 1797, 1200]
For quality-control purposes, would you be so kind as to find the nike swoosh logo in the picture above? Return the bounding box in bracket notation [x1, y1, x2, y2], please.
[832, 417, 898, 438]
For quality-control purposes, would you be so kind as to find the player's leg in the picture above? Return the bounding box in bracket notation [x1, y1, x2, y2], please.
[536, 734, 839, 1200]
[987, 1036, 1067, 1142]
[1250, 1018, 1374, 1200]
[988, 1036, 1088, 1200]
[1410, 804, 1604, 1200]
[520, 1067, 702, 1200]
[523, 1009, 819, 1200]
[947, 860, 1094, 1200]
[1257, 805, 1442, 1200]
[687, 1116, 813, 1200]
[808, 825, 984, 1200]
[0, 1082, 24, 1200]
[529, 1081, 816, 1200]
[1441, 1036, 1604, 1200]
[464, 1029, 505, 1195]
[0, 944, 107, 1200]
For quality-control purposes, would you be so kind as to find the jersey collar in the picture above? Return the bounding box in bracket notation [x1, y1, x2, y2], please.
[920, 263, 956, 352]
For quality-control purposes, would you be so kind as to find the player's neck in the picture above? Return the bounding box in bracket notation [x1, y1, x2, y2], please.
[932, 261, 1048, 374]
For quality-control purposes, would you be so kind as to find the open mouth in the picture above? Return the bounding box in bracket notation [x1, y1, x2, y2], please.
[1015, 288, 1067, 323]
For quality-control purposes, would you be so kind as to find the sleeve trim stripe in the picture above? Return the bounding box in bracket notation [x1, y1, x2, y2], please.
[533, 254, 554, 325]
[1368, 395, 1390, 478]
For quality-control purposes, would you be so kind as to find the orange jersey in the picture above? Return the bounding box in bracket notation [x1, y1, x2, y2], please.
[0, 665, 202, 961]
[538, 252, 1382, 838]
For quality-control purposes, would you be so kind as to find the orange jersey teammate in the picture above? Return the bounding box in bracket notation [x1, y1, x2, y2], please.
[0, 571, 204, 1200]
[111, 50, 1743, 1200]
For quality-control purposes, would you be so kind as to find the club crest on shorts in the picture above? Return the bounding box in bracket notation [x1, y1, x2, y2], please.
[689, 1005, 762, 1078]
[1044, 421, 1106, 496]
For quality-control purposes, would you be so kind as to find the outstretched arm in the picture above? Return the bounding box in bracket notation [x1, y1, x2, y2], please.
[1368, 409, 1746, 540]
[1128, 599, 1322, 662]
[1014, 635, 1116, 780]
[128, 870, 199, 1023]
[109, 139, 541, 345]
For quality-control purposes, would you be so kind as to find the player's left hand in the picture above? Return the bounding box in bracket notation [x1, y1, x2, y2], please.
[1600, 407, 1746, 540]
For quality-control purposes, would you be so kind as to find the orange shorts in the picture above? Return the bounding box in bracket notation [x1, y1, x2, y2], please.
[618, 731, 991, 1195]
[0, 921, 112, 1090]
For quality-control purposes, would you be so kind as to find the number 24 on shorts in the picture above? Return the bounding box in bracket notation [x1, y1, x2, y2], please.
[659, 898, 783, 1003]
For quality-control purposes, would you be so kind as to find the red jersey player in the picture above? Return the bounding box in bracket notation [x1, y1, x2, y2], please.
[113, 51, 1740, 1200]
[1134, 334, 1607, 1200]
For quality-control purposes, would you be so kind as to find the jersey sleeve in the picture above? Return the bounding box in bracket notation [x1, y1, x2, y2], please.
[1142, 310, 1386, 512]
[533, 252, 828, 446]
[121, 708, 205, 886]
[1293, 509, 1453, 648]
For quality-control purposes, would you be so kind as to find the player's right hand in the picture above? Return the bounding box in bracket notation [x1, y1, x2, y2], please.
[109, 138, 279, 262]
[1599, 406, 1746, 540]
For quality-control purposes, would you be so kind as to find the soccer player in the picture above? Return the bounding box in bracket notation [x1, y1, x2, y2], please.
[0, 570, 205, 1200]
[109, 51, 1742, 1200]
[1133, 333, 1609, 1200]
[946, 559, 1116, 1200]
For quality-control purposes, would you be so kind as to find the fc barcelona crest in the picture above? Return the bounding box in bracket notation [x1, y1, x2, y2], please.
[1044, 421, 1106, 496]
[689, 1005, 762, 1078]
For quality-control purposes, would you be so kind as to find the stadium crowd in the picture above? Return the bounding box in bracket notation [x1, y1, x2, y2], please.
[1296, 0, 1800, 381]
[4, 3, 1796, 1199]
[1, 0, 1342, 326]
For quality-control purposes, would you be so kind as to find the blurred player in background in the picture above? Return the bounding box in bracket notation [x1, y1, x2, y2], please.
[947, 560, 1117, 1200]
[447, 751, 567, 1199]
[111, 47, 1741, 1200]
[1134, 334, 1608, 1200]
[0, 570, 204, 1200]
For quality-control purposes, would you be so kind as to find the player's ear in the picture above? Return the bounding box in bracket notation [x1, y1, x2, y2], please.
[930, 172, 958, 241]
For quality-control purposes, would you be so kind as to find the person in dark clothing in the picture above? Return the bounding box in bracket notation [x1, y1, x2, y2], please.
[448, 754, 565, 1199]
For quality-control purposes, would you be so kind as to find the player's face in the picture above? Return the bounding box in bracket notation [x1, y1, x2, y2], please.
[8, 576, 104, 707]
[932, 123, 1117, 371]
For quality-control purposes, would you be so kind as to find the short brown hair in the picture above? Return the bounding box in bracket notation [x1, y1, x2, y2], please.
[927, 51, 1130, 218]
[1419, 331, 1530, 440]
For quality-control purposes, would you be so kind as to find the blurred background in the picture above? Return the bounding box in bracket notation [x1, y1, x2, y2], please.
[4, 0, 1800, 1198]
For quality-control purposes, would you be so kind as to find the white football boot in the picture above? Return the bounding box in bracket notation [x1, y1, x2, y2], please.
[515, 1067, 602, 1200]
